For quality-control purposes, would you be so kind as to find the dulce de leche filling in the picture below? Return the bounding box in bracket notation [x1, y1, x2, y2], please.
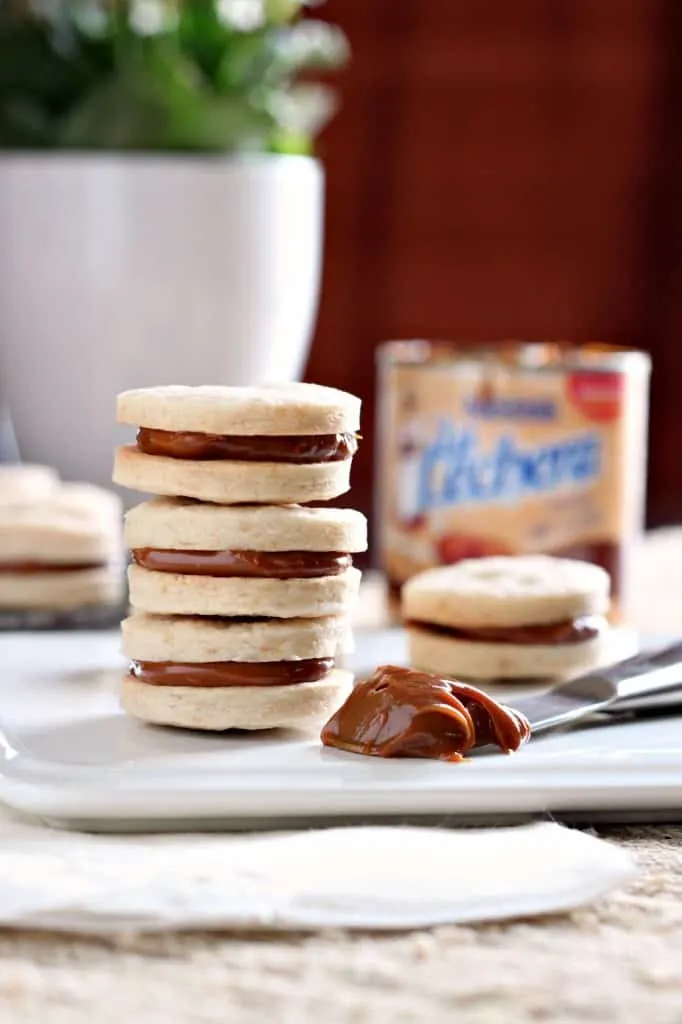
[406, 615, 606, 645]
[0, 561, 105, 574]
[136, 428, 358, 463]
[131, 548, 352, 579]
[130, 657, 334, 688]
[321, 664, 531, 761]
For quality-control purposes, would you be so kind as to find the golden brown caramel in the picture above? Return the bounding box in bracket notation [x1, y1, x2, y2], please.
[406, 616, 606, 646]
[321, 664, 531, 761]
[130, 657, 335, 688]
[136, 428, 358, 463]
[131, 548, 351, 579]
[0, 562, 104, 574]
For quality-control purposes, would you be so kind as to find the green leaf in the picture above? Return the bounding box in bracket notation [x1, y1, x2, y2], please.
[264, 0, 303, 24]
[214, 30, 278, 93]
[213, 21, 347, 96]
[269, 128, 312, 155]
[0, 1, 347, 151]
[178, 0, 230, 81]
[0, 24, 74, 103]
[57, 47, 275, 151]
[0, 96, 52, 147]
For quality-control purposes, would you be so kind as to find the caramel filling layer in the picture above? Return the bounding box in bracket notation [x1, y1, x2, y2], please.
[321, 664, 531, 761]
[406, 615, 606, 646]
[130, 657, 334, 688]
[136, 428, 358, 463]
[0, 561, 105, 574]
[131, 548, 352, 579]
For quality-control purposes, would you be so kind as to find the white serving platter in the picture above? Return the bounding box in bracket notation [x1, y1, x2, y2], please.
[0, 628, 681, 832]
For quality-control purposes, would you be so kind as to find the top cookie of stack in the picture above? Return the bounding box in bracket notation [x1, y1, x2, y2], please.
[113, 383, 360, 504]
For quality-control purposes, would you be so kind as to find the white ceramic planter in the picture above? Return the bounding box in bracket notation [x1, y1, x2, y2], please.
[0, 155, 324, 490]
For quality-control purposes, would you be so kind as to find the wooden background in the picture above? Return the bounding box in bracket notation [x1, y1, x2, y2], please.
[306, 0, 682, 548]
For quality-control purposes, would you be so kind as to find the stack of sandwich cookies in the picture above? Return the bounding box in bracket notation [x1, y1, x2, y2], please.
[122, 613, 353, 731]
[403, 555, 611, 681]
[0, 479, 124, 611]
[113, 383, 360, 504]
[115, 383, 365, 733]
[125, 498, 365, 619]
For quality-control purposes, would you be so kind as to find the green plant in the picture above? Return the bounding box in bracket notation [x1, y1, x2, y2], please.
[0, 1, 349, 152]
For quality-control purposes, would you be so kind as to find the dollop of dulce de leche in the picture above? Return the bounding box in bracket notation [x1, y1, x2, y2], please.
[136, 429, 358, 463]
[321, 665, 531, 761]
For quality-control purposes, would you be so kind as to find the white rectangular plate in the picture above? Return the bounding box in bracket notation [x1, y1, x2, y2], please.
[0, 628, 681, 831]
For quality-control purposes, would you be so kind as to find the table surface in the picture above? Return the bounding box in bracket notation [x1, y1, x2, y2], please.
[1, 529, 681, 1024]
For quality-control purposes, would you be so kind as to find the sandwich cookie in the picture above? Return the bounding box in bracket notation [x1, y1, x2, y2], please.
[125, 497, 367, 618]
[403, 555, 611, 681]
[113, 383, 361, 504]
[121, 613, 353, 731]
[0, 482, 124, 610]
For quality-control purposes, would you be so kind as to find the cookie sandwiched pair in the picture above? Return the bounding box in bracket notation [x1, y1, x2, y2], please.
[0, 475, 124, 612]
[122, 614, 353, 732]
[403, 556, 611, 681]
[113, 383, 360, 504]
[114, 382, 366, 733]
[124, 498, 366, 619]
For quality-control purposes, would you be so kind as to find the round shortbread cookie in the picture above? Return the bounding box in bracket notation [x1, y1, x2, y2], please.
[113, 446, 352, 504]
[128, 564, 362, 619]
[0, 465, 60, 506]
[124, 497, 367, 552]
[125, 498, 367, 553]
[121, 612, 350, 663]
[407, 626, 610, 682]
[121, 668, 354, 732]
[53, 483, 122, 522]
[403, 556, 610, 628]
[0, 566, 124, 611]
[0, 483, 122, 563]
[117, 383, 360, 436]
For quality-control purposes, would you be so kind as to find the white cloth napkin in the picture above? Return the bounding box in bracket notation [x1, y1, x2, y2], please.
[0, 805, 635, 934]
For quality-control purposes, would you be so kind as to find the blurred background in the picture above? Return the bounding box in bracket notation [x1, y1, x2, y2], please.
[308, 1, 681, 538]
[0, 1, 680, 551]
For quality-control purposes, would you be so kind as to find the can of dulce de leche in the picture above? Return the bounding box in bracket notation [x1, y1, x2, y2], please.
[376, 342, 651, 618]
